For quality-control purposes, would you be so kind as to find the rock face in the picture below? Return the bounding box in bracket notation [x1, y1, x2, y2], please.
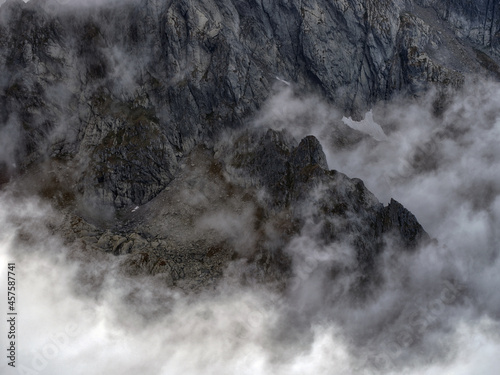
[0, 0, 493, 289]
[217, 129, 428, 281]
[81, 102, 178, 207]
[379, 198, 428, 248]
[0, 0, 498, 208]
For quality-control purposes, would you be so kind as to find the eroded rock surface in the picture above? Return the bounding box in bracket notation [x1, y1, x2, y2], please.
[0, 0, 489, 292]
[0, 0, 498, 207]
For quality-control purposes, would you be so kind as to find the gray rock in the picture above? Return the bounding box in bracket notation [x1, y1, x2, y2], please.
[415, 0, 500, 56]
[1, 0, 498, 208]
[291, 136, 328, 171]
[215, 128, 428, 286]
[0, 0, 487, 295]
[378, 198, 430, 248]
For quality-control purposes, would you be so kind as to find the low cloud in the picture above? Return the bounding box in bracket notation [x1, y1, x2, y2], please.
[1, 77, 500, 374]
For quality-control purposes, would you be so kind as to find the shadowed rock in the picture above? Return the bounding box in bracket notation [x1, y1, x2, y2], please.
[0, 0, 498, 208]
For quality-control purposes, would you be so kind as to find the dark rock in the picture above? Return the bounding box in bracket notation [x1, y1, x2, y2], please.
[216, 128, 428, 288]
[378, 198, 430, 248]
[1, 0, 481, 294]
[1, 0, 498, 208]
[291, 136, 328, 171]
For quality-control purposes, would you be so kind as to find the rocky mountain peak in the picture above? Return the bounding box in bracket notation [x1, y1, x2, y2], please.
[0, 0, 496, 289]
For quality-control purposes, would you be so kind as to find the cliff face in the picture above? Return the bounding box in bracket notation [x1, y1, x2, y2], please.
[1, 0, 498, 209]
[0, 0, 496, 288]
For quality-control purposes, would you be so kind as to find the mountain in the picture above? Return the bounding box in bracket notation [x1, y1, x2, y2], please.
[0, 0, 497, 288]
[2, 1, 500, 374]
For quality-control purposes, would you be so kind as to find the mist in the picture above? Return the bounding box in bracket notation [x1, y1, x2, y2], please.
[0, 72, 499, 374]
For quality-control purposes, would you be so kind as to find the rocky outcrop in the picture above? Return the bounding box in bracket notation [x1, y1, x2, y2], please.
[214, 129, 429, 286]
[378, 198, 429, 248]
[81, 99, 178, 207]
